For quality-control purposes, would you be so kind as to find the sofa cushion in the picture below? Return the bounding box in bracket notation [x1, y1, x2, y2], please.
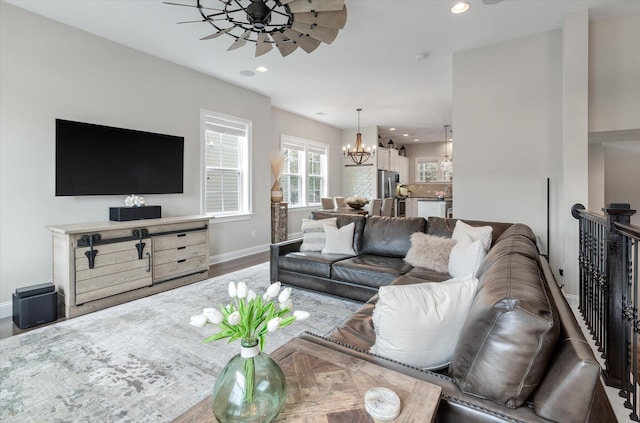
[476, 231, 539, 278]
[332, 255, 412, 288]
[452, 220, 493, 252]
[403, 267, 452, 282]
[361, 216, 426, 257]
[427, 217, 513, 248]
[279, 251, 350, 279]
[300, 218, 337, 252]
[448, 235, 487, 278]
[322, 222, 356, 255]
[495, 223, 537, 244]
[371, 275, 479, 370]
[404, 233, 457, 273]
[449, 253, 560, 409]
[311, 212, 367, 254]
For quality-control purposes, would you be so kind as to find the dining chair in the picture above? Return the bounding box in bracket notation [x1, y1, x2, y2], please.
[321, 197, 335, 209]
[370, 199, 382, 216]
[334, 197, 346, 208]
[381, 198, 394, 217]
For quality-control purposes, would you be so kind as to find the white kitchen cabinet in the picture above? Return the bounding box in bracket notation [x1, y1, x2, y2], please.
[417, 200, 447, 218]
[391, 154, 409, 184]
[406, 198, 419, 217]
[376, 147, 390, 170]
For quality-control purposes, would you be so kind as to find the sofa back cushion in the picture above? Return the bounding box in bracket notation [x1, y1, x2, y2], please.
[449, 253, 560, 409]
[427, 217, 513, 248]
[475, 230, 539, 278]
[361, 216, 426, 258]
[310, 212, 366, 254]
[532, 256, 603, 423]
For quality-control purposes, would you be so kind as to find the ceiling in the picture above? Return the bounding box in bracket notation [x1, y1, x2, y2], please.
[5, 0, 637, 143]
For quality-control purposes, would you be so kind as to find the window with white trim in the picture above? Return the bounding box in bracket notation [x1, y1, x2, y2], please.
[415, 157, 453, 182]
[280, 135, 328, 207]
[202, 110, 251, 217]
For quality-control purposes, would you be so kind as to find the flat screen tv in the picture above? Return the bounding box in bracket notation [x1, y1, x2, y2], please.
[56, 119, 184, 196]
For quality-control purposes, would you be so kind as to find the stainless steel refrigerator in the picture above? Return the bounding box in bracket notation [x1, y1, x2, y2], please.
[378, 170, 399, 199]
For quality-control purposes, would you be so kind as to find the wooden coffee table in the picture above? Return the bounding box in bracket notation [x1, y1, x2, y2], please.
[173, 336, 441, 422]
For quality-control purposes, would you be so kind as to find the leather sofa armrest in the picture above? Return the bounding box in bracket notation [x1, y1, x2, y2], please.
[270, 238, 303, 281]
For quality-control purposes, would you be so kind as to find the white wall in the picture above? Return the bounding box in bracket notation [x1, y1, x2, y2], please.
[271, 108, 343, 237]
[0, 3, 340, 308]
[403, 142, 450, 184]
[604, 141, 640, 226]
[452, 10, 638, 296]
[589, 12, 640, 133]
[588, 143, 606, 213]
[452, 30, 562, 257]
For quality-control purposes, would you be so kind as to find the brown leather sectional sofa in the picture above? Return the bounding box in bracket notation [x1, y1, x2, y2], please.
[270, 213, 616, 422]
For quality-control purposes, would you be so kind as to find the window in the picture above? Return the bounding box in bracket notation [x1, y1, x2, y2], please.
[415, 157, 453, 182]
[201, 110, 251, 217]
[280, 135, 328, 207]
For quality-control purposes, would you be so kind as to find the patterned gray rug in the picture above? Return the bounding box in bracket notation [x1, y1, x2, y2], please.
[0, 263, 362, 423]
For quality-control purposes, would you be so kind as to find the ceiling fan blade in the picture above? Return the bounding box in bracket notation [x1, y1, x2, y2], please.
[200, 26, 234, 40]
[255, 33, 273, 57]
[292, 7, 347, 29]
[283, 29, 320, 53]
[227, 29, 251, 51]
[271, 31, 298, 57]
[162, 2, 223, 12]
[284, 0, 344, 13]
[291, 22, 338, 44]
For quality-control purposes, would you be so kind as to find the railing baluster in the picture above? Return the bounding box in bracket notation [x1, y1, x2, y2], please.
[572, 203, 640, 420]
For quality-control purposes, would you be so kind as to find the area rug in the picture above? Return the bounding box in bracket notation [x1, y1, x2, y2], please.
[0, 263, 362, 423]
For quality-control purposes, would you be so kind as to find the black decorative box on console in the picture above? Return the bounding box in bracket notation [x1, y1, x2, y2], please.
[13, 283, 58, 329]
[109, 206, 162, 221]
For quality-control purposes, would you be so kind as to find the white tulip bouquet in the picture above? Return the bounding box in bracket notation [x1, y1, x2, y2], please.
[189, 281, 309, 401]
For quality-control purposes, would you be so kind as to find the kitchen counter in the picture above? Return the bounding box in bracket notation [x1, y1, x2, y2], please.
[406, 197, 453, 218]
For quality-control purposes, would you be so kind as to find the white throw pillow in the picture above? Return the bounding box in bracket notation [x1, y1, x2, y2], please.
[371, 276, 479, 370]
[299, 218, 337, 252]
[448, 235, 487, 278]
[404, 233, 457, 273]
[452, 220, 493, 252]
[321, 222, 356, 255]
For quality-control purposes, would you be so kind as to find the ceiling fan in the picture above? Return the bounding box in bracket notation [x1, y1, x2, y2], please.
[164, 0, 347, 57]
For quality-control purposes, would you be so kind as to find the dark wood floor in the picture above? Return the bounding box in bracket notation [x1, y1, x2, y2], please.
[0, 251, 269, 341]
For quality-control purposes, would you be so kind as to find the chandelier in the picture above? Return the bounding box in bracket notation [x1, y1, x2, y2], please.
[343, 108, 375, 165]
[440, 124, 453, 172]
[166, 0, 347, 57]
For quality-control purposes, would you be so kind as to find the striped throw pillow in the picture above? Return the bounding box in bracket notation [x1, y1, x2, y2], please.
[300, 218, 337, 252]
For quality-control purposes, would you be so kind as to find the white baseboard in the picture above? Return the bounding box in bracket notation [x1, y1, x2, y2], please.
[208, 243, 271, 265]
[564, 293, 579, 307]
[0, 301, 12, 320]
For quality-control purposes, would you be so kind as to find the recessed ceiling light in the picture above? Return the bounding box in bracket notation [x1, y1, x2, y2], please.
[413, 138, 420, 142]
[403, 133, 409, 137]
[239, 70, 255, 77]
[451, 2, 470, 14]
[389, 128, 396, 131]
[256, 66, 268, 73]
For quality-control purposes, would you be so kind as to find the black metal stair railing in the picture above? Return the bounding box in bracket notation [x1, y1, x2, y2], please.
[572, 203, 639, 421]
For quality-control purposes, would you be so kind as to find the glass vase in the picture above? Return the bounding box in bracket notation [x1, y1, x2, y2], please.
[212, 340, 286, 423]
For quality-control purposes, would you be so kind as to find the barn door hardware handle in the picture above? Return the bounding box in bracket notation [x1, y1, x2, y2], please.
[81, 234, 101, 269]
[132, 228, 149, 259]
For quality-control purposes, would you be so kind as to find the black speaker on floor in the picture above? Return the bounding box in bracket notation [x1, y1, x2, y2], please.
[12, 283, 58, 329]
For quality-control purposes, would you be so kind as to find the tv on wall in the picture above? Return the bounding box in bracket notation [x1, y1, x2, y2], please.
[55, 119, 184, 196]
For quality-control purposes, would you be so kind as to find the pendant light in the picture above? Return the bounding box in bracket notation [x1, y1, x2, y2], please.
[343, 108, 375, 165]
[440, 125, 453, 172]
